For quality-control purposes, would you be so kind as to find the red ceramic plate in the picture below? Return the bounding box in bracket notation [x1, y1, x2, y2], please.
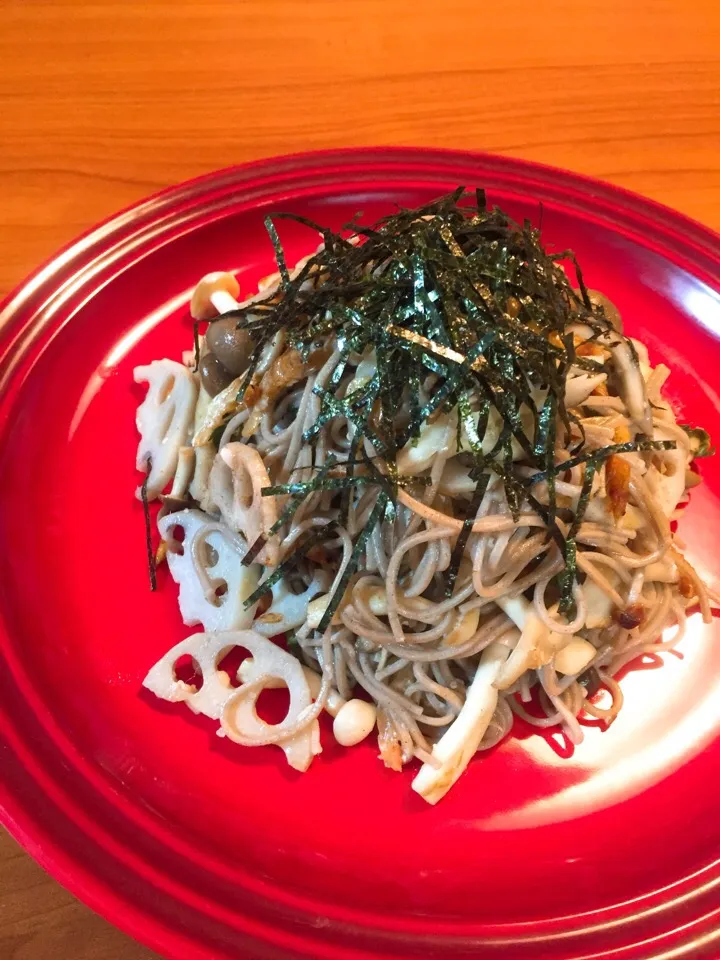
[2, 149, 720, 960]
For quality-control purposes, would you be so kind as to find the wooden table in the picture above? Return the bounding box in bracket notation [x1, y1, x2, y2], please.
[1, 1, 719, 956]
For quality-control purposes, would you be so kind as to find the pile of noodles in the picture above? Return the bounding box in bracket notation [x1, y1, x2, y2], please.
[136, 195, 715, 803]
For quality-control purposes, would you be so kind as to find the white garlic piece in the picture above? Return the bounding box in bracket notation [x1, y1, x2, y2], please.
[332, 699, 377, 746]
[446, 607, 480, 646]
[553, 638, 596, 676]
[306, 595, 330, 630]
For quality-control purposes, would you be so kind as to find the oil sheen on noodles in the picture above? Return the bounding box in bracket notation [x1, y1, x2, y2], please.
[136, 191, 715, 805]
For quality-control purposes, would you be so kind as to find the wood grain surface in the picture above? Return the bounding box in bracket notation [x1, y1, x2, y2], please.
[1, 0, 719, 957]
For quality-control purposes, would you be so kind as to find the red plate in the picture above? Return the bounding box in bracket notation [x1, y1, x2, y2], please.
[2, 149, 720, 960]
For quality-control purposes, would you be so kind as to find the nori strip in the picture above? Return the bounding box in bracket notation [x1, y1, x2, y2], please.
[445, 474, 489, 598]
[241, 535, 266, 567]
[316, 492, 390, 634]
[526, 439, 676, 486]
[186, 189, 707, 621]
[140, 465, 157, 592]
[264, 216, 290, 288]
[193, 319, 201, 372]
[242, 525, 337, 609]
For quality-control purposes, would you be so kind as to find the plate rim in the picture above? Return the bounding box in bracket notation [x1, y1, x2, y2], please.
[2, 146, 719, 327]
[2, 146, 720, 960]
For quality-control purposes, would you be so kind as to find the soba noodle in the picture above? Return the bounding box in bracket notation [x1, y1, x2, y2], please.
[137, 192, 715, 804]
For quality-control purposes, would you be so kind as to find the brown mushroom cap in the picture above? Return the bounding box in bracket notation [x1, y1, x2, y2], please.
[199, 352, 235, 397]
[206, 317, 254, 376]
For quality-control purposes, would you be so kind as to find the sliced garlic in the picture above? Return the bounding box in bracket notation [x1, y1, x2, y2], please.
[583, 576, 617, 630]
[446, 607, 480, 646]
[412, 642, 510, 805]
[553, 638, 596, 676]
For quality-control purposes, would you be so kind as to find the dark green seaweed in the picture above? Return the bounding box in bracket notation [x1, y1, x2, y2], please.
[211, 191, 698, 616]
[140, 464, 157, 592]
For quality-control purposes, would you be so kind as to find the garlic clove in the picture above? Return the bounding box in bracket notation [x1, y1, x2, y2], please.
[333, 699, 377, 746]
[553, 638, 596, 676]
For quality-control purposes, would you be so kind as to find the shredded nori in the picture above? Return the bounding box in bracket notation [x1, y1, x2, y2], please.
[140, 463, 157, 592]
[215, 190, 695, 618]
[316, 492, 390, 634]
[445, 474, 490, 598]
[241, 535, 266, 567]
[193, 320, 201, 372]
[243, 525, 338, 609]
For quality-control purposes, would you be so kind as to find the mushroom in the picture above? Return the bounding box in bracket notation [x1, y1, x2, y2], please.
[135, 359, 198, 500]
[207, 443, 279, 565]
[143, 629, 321, 771]
[193, 384, 212, 435]
[190, 272, 241, 321]
[596, 329, 653, 435]
[412, 642, 510, 805]
[239, 658, 376, 747]
[205, 317, 255, 378]
[158, 509, 260, 632]
[199, 352, 235, 397]
[493, 594, 566, 690]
